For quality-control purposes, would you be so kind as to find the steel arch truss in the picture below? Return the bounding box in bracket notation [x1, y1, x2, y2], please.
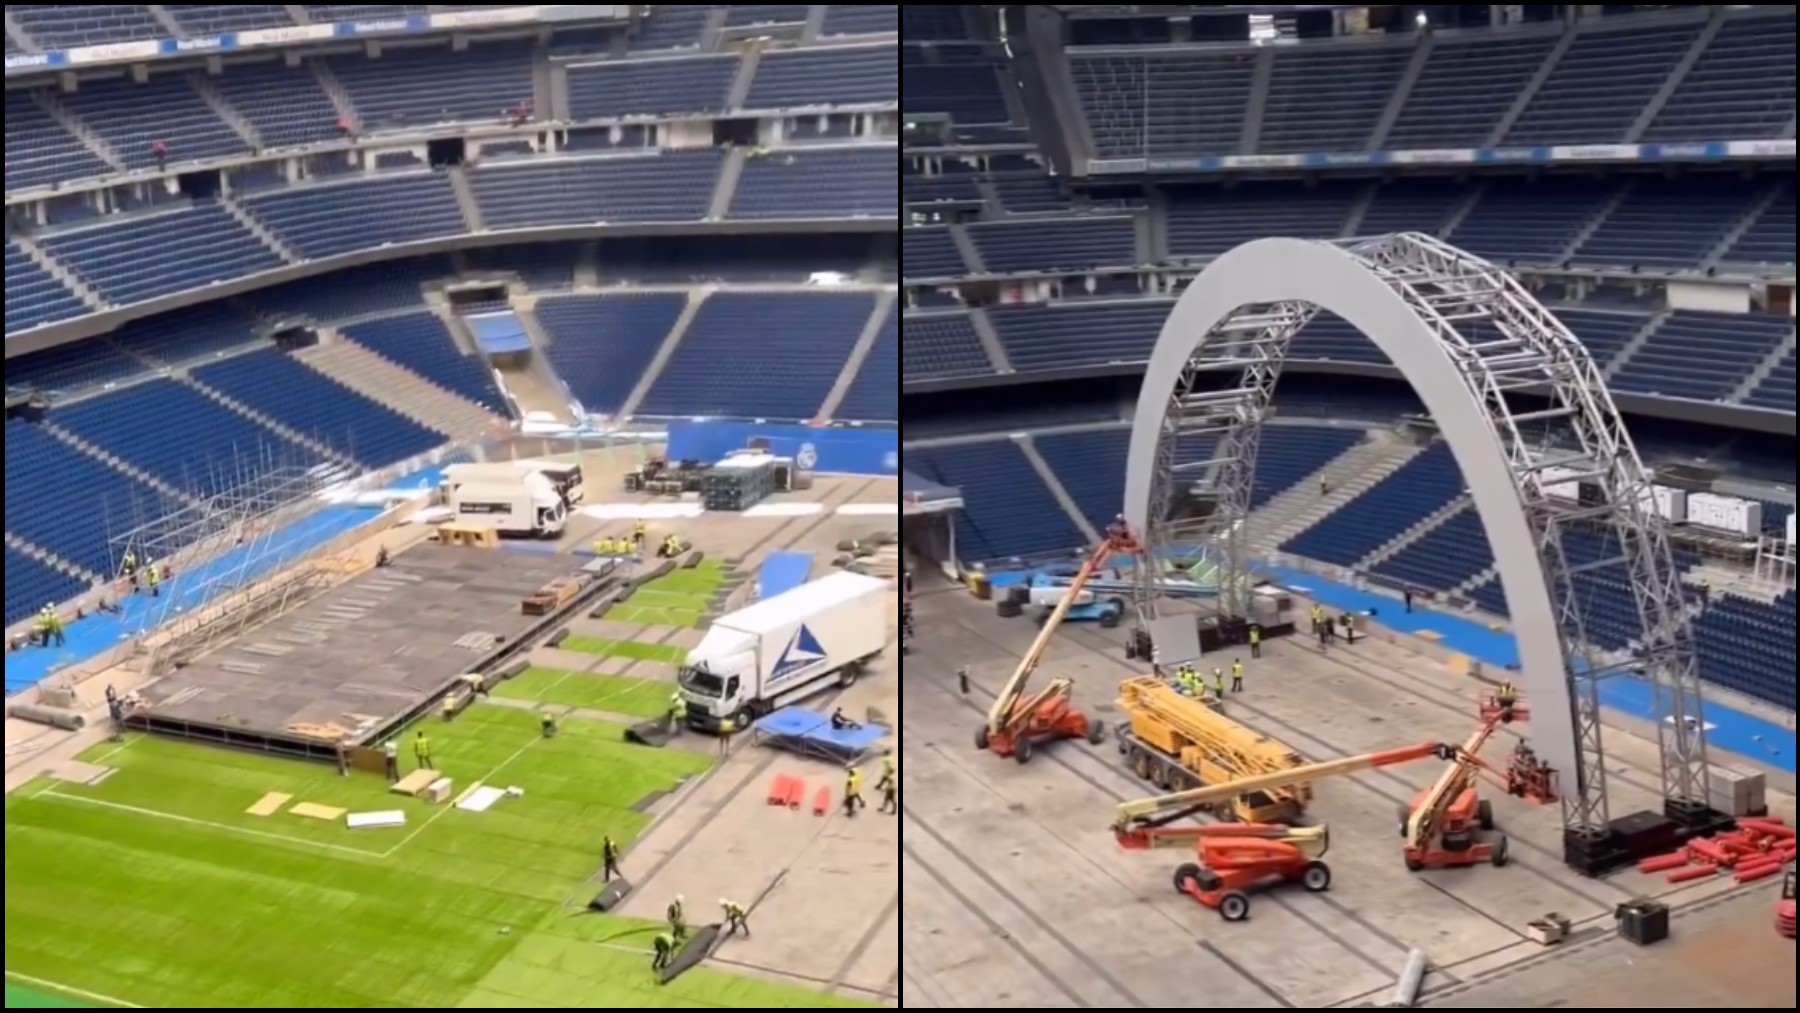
[1122, 234, 1711, 843]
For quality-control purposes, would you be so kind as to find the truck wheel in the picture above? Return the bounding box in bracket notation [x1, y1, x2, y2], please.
[1173, 862, 1203, 895]
[1219, 892, 1251, 922]
[733, 707, 753, 729]
[1477, 799, 1495, 831]
[838, 662, 861, 688]
[1085, 720, 1106, 745]
[1491, 835, 1510, 868]
[1117, 732, 1130, 756]
[975, 726, 989, 751]
[1100, 607, 1121, 629]
[1131, 749, 1153, 781]
[1302, 861, 1332, 892]
[1014, 737, 1034, 764]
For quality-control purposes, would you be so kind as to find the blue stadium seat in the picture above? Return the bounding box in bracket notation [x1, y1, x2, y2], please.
[1282, 444, 1464, 567]
[747, 46, 897, 110]
[730, 147, 895, 220]
[191, 348, 443, 467]
[1571, 178, 1756, 270]
[5, 418, 173, 575]
[1289, 313, 1384, 364]
[326, 40, 535, 132]
[628, 4, 711, 52]
[900, 229, 966, 278]
[211, 59, 340, 151]
[987, 299, 1172, 373]
[4, 91, 114, 192]
[1260, 44, 1412, 154]
[1611, 311, 1791, 403]
[1167, 182, 1358, 261]
[901, 47, 1008, 125]
[5, 239, 89, 334]
[53, 378, 321, 498]
[243, 173, 466, 260]
[13, 6, 164, 51]
[41, 202, 283, 307]
[823, 5, 898, 36]
[60, 74, 247, 171]
[834, 306, 899, 422]
[904, 440, 1085, 562]
[567, 56, 738, 120]
[342, 312, 506, 412]
[470, 151, 722, 229]
[4, 547, 88, 628]
[638, 291, 873, 420]
[1385, 34, 1560, 149]
[1357, 179, 1471, 237]
[4, 338, 140, 393]
[1720, 181, 1796, 270]
[1449, 178, 1617, 266]
[1369, 508, 1496, 594]
[1642, 13, 1797, 143]
[166, 5, 295, 34]
[968, 217, 1136, 274]
[536, 293, 687, 416]
[1070, 51, 1257, 161]
[1693, 590, 1797, 709]
[1504, 21, 1697, 146]
[902, 312, 991, 382]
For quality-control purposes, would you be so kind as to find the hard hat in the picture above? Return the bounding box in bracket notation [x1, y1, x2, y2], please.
[675, 894, 684, 903]
[719, 897, 729, 907]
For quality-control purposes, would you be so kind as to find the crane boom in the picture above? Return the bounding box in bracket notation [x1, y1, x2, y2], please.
[1114, 739, 1455, 830]
[987, 523, 1138, 736]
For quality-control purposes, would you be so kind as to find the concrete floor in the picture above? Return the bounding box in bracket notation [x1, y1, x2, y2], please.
[901, 586, 1795, 1008]
[580, 465, 902, 1005]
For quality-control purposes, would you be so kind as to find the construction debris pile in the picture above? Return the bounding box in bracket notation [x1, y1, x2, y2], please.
[1637, 817, 1794, 885]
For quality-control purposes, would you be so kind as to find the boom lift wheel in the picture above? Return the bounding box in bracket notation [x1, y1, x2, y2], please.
[974, 726, 989, 751]
[1476, 799, 1495, 831]
[1174, 862, 1204, 895]
[1086, 719, 1107, 745]
[1218, 891, 1252, 922]
[1491, 834, 1510, 867]
[1015, 737, 1034, 764]
[1301, 861, 1332, 892]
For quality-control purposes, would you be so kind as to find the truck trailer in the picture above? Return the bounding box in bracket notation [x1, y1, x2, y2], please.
[444, 460, 584, 506]
[677, 571, 889, 730]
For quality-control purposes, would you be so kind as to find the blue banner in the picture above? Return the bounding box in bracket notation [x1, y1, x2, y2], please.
[665, 421, 899, 477]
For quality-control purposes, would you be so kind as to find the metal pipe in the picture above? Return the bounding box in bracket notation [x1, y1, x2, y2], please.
[8, 703, 86, 731]
[1386, 948, 1429, 1007]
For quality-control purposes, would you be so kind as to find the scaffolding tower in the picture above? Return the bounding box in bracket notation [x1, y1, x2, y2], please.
[108, 459, 358, 679]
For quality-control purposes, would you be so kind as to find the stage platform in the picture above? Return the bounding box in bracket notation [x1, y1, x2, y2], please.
[751, 707, 887, 765]
[127, 546, 573, 759]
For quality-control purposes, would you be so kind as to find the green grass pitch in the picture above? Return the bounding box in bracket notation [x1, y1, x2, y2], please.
[4, 705, 877, 1008]
[492, 667, 672, 719]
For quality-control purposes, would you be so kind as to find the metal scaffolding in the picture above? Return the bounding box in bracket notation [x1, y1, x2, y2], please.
[108, 459, 357, 679]
[1124, 233, 1711, 857]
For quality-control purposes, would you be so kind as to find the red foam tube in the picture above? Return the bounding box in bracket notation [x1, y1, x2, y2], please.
[1687, 837, 1732, 864]
[1734, 862, 1783, 884]
[1638, 853, 1691, 873]
[1666, 865, 1718, 884]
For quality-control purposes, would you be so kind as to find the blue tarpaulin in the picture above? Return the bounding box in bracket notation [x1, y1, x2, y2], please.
[758, 550, 814, 600]
[468, 312, 532, 354]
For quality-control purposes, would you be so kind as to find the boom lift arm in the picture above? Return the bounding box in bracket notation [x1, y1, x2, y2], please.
[1113, 739, 1457, 837]
[979, 522, 1139, 759]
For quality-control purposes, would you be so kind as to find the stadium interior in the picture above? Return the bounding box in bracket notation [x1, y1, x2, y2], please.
[902, 3, 1794, 1010]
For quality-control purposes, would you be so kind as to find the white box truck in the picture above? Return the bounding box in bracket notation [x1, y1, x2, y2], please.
[448, 476, 567, 537]
[445, 460, 583, 506]
[678, 571, 888, 730]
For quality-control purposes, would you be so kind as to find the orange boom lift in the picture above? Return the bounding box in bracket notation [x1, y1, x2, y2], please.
[977, 520, 1140, 763]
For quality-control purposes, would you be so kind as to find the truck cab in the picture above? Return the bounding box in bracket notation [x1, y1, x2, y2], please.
[677, 637, 757, 729]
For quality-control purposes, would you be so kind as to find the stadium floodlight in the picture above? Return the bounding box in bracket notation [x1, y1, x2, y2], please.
[1416, 12, 1429, 26]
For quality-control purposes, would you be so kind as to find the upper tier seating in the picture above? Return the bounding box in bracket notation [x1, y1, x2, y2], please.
[903, 440, 1085, 562]
[1369, 508, 1497, 594]
[191, 348, 443, 467]
[469, 151, 722, 229]
[626, 4, 709, 52]
[637, 291, 874, 419]
[1503, 21, 1697, 146]
[1447, 178, 1617, 267]
[326, 41, 535, 132]
[242, 173, 465, 260]
[566, 56, 738, 120]
[900, 229, 966, 278]
[1070, 51, 1257, 161]
[12, 6, 164, 50]
[210, 59, 340, 151]
[747, 46, 897, 110]
[535, 292, 687, 417]
[901, 46, 1008, 125]
[1642, 13, 1797, 143]
[730, 147, 896, 220]
[1166, 183, 1358, 261]
[1720, 181, 1796, 271]
[1260, 44, 1412, 154]
[342, 312, 506, 412]
[1570, 177, 1756, 270]
[1384, 33, 1559, 149]
[5, 91, 115, 192]
[823, 5, 898, 36]
[59, 73, 246, 172]
[901, 312, 990, 382]
[834, 306, 900, 421]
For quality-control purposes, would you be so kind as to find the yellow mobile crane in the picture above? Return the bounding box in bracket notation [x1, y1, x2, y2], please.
[977, 520, 1140, 763]
[1115, 675, 1313, 823]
